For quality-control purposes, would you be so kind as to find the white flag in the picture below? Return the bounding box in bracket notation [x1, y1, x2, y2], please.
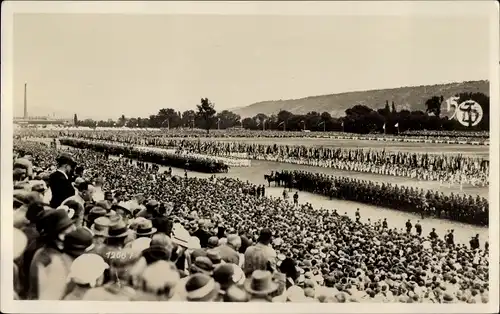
[394, 123, 399, 127]
[383, 123, 386, 129]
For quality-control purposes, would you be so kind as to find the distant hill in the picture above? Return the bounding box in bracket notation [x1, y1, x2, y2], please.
[233, 80, 489, 118]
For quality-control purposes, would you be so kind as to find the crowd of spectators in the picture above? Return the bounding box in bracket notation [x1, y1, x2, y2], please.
[12, 140, 489, 303]
[15, 128, 489, 144]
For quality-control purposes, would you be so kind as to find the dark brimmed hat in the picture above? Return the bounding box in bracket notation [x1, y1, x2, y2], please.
[213, 264, 235, 290]
[206, 250, 223, 266]
[207, 236, 219, 249]
[26, 201, 47, 223]
[135, 220, 157, 237]
[64, 227, 94, 258]
[91, 217, 111, 237]
[185, 274, 221, 302]
[39, 208, 74, 236]
[106, 220, 130, 238]
[142, 246, 171, 265]
[190, 256, 214, 275]
[244, 270, 278, 296]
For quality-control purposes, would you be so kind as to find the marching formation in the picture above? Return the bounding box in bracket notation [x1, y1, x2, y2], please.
[267, 170, 488, 226]
[12, 140, 489, 303]
[41, 132, 490, 186]
[59, 138, 230, 173]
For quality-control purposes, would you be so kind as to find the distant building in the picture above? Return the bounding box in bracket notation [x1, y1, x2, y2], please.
[13, 116, 73, 126]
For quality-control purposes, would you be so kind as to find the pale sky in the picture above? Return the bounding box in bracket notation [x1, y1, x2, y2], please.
[13, 14, 490, 120]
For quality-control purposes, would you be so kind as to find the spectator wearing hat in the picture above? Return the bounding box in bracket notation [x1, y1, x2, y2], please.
[49, 153, 77, 208]
[244, 270, 278, 302]
[28, 208, 76, 300]
[142, 244, 172, 265]
[13, 191, 43, 229]
[63, 227, 95, 259]
[207, 236, 219, 249]
[61, 181, 94, 228]
[136, 199, 159, 220]
[86, 206, 108, 228]
[184, 273, 221, 302]
[20, 201, 47, 245]
[206, 250, 224, 268]
[133, 261, 180, 301]
[213, 264, 240, 300]
[14, 158, 33, 183]
[98, 220, 131, 262]
[190, 256, 214, 275]
[215, 234, 241, 265]
[64, 254, 109, 300]
[16, 202, 51, 299]
[135, 220, 157, 239]
[243, 228, 277, 276]
[83, 248, 145, 300]
[114, 202, 134, 224]
[91, 216, 111, 246]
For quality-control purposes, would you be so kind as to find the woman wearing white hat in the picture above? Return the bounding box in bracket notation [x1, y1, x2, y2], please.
[64, 254, 109, 300]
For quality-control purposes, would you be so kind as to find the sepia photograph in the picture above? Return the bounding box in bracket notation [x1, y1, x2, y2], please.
[1, 1, 499, 313]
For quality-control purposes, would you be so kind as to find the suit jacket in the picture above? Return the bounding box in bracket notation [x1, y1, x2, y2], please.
[48, 170, 75, 209]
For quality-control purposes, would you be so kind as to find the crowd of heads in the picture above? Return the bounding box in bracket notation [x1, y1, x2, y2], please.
[15, 127, 489, 143]
[12, 140, 489, 303]
[59, 138, 230, 174]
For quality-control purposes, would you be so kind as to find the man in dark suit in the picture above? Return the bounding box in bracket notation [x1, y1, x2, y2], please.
[49, 153, 77, 209]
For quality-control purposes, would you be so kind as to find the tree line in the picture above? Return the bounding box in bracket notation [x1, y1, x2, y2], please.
[74, 92, 489, 134]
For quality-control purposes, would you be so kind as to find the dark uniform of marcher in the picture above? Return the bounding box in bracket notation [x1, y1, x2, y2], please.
[446, 229, 455, 246]
[405, 219, 412, 234]
[355, 208, 361, 223]
[429, 228, 438, 240]
[415, 220, 422, 236]
[470, 234, 480, 250]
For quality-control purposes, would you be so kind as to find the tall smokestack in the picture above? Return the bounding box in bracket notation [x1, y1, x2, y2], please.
[23, 83, 28, 119]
